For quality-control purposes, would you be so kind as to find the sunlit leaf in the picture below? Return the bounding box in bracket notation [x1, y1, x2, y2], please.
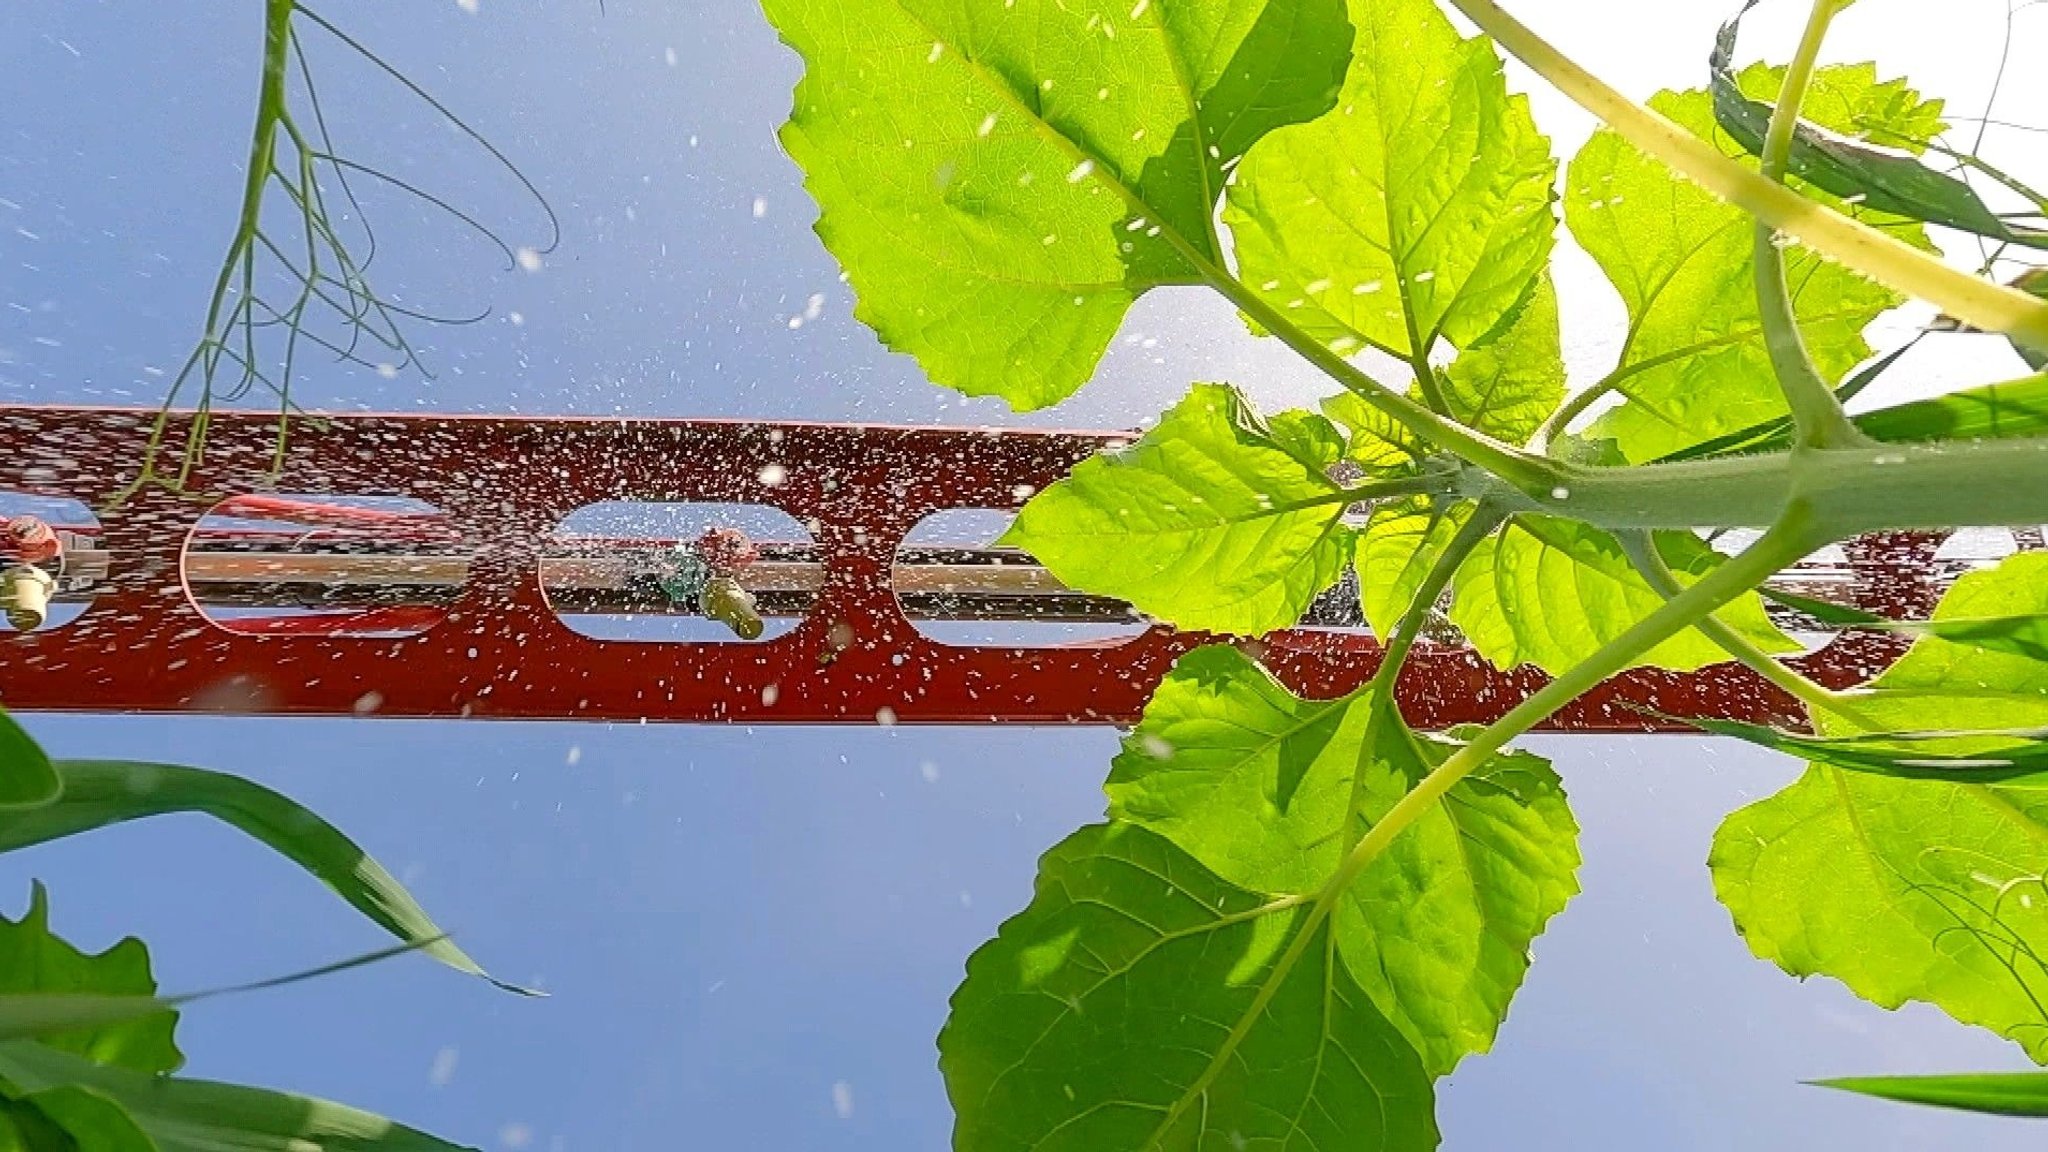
[762, 0, 1353, 408]
[1567, 78, 1923, 460]
[1355, 499, 1474, 642]
[0, 761, 530, 996]
[1815, 1070, 2048, 1117]
[1440, 275, 1566, 446]
[1004, 384, 1356, 635]
[939, 821, 1438, 1151]
[1713, 554, 2048, 1061]
[1451, 518, 1795, 676]
[1103, 646, 1580, 1074]
[0, 1041, 475, 1152]
[1226, 0, 1554, 369]
[0, 713, 60, 814]
[1665, 369, 2048, 460]
[0, 884, 179, 1076]
[1350, 282, 1562, 635]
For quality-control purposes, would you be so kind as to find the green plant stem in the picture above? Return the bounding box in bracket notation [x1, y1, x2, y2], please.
[1157, 510, 1829, 1132]
[1476, 435, 2048, 535]
[1372, 505, 1505, 687]
[135, 0, 297, 491]
[1187, 246, 1556, 491]
[1754, 0, 1868, 450]
[1440, 0, 2048, 356]
[1325, 510, 1824, 896]
[1617, 530, 1879, 728]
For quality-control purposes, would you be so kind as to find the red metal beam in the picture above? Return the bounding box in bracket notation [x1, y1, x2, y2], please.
[0, 405, 1952, 730]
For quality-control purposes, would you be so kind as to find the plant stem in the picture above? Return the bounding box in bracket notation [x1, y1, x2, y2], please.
[1319, 510, 1826, 899]
[137, 0, 297, 491]
[1189, 251, 1559, 492]
[1475, 435, 2048, 536]
[1371, 505, 1505, 688]
[1440, 0, 2048, 356]
[1754, 0, 1868, 450]
[1618, 530, 1879, 727]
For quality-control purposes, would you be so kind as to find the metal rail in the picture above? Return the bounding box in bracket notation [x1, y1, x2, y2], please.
[0, 405, 1970, 728]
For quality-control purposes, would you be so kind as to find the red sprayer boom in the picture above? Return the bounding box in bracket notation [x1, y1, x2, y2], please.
[0, 406, 1976, 729]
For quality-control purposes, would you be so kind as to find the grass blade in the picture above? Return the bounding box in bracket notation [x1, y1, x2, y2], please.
[1814, 1071, 2048, 1117]
[0, 761, 533, 996]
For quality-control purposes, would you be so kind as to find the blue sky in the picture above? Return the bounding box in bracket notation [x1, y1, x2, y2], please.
[3, 2, 2046, 1149]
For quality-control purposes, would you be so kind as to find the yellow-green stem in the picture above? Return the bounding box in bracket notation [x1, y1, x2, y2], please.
[1754, 0, 1867, 449]
[1322, 511, 1825, 897]
[1441, 0, 2048, 356]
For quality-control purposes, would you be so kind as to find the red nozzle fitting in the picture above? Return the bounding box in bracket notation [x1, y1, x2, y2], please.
[2, 517, 61, 566]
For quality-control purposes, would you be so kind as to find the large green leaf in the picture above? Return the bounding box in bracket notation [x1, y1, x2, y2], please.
[762, 0, 1353, 409]
[1566, 78, 1920, 461]
[0, 761, 528, 996]
[1713, 555, 2048, 1061]
[939, 821, 1438, 1151]
[0, 885, 179, 1077]
[0, 713, 59, 814]
[1004, 384, 1355, 635]
[1103, 646, 1580, 1074]
[1450, 518, 1794, 676]
[0, 1041, 473, 1152]
[1439, 275, 1566, 446]
[0, 1085, 154, 1152]
[1225, 0, 1555, 363]
[1815, 1071, 2048, 1117]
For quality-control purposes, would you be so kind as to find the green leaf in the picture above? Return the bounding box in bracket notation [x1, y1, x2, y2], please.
[0, 1086, 155, 1152]
[1657, 365, 2047, 462]
[1710, 12, 2044, 250]
[762, 0, 1353, 409]
[1566, 80, 1918, 461]
[1814, 1071, 2048, 1117]
[1004, 384, 1356, 635]
[1355, 499, 1472, 642]
[939, 821, 1438, 1151]
[1350, 284, 1561, 634]
[1323, 390, 1427, 475]
[1450, 518, 1795, 676]
[0, 1041, 475, 1152]
[1104, 646, 1580, 1074]
[1713, 554, 2048, 1061]
[1439, 274, 1566, 447]
[1857, 373, 2048, 444]
[1225, 0, 1555, 364]
[1676, 715, 2048, 783]
[1757, 583, 2048, 665]
[0, 714, 60, 814]
[0, 939, 448, 1059]
[0, 761, 530, 996]
[0, 885, 179, 1076]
